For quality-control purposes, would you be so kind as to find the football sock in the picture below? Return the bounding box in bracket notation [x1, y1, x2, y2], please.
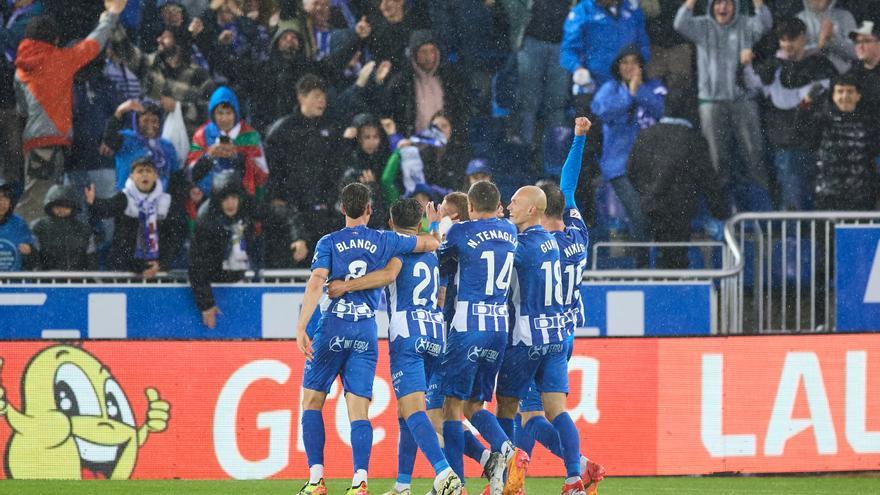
[516, 416, 536, 456]
[393, 481, 411, 492]
[352, 468, 367, 487]
[566, 476, 582, 485]
[470, 409, 510, 453]
[302, 410, 325, 471]
[407, 411, 451, 474]
[552, 412, 582, 478]
[525, 415, 564, 459]
[308, 464, 324, 485]
[498, 417, 515, 441]
[463, 429, 489, 465]
[442, 420, 465, 482]
[396, 417, 416, 485]
[350, 420, 373, 475]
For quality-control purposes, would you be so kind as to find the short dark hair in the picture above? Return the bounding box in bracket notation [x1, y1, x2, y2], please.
[775, 17, 807, 39]
[467, 181, 501, 214]
[537, 180, 565, 219]
[130, 156, 157, 173]
[296, 74, 327, 97]
[341, 182, 371, 218]
[443, 192, 469, 221]
[832, 72, 861, 92]
[24, 16, 60, 45]
[390, 199, 423, 230]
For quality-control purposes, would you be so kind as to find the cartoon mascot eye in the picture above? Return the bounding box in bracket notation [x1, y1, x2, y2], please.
[54, 363, 101, 417]
[104, 379, 136, 427]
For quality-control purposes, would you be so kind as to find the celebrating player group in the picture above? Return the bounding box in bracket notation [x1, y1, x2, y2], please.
[294, 118, 605, 495]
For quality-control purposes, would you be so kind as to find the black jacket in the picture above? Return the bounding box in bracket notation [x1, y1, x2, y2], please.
[847, 63, 880, 120]
[188, 192, 273, 310]
[264, 109, 343, 210]
[383, 62, 471, 137]
[89, 192, 176, 273]
[419, 141, 472, 193]
[800, 100, 880, 209]
[627, 119, 729, 221]
[754, 53, 838, 149]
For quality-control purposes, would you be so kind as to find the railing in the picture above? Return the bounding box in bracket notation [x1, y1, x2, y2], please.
[725, 211, 880, 334]
[4, 211, 879, 335]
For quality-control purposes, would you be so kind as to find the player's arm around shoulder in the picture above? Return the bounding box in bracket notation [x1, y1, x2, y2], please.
[328, 258, 403, 298]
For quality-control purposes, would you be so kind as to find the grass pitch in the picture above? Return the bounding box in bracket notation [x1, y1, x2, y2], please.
[1, 476, 878, 494]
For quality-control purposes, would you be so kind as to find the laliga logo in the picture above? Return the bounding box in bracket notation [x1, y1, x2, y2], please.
[467, 346, 483, 362]
[329, 336, 345, 353]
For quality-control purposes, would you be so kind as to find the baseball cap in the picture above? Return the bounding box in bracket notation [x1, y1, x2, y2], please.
[849, 21, 879, 41]
[465, 158, 491, 177]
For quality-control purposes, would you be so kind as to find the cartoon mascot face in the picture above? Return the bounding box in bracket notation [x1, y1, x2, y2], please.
[0, 345, 170, 479]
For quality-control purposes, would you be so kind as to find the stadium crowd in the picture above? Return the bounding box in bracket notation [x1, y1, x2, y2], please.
[0, 1, 879, 280]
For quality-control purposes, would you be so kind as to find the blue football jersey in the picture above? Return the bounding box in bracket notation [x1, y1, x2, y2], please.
[438, 217, 518, 332]
[312, 225, 417, 321]
[509, 225, 567, 346]
[555, 207, 590, 332]
[386, 251, 444, 341]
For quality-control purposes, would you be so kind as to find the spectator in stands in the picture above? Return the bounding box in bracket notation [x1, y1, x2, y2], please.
[674, 0, 773, 208]
[104, 99, 180, 191]
[413, 111, 470, 193]
[295, 0, 371, 62]
[429, 0, 510, 115]
[85, 156, 173, 277]
[366, 0, 414, 72]
[67, 56, 121, 207]
[749, 17, 837, 210]
[139, 0, 190, 53]
[0, 181, 33, 271]
[30, 184, 96, 270]
[799, 73, 880, 210]
[111, 22, 215, 135]
[265, 74, 341, 241]
[644, 0, 697, 120]
[627, 95, 729, 269]
[591, 46, 666, 249]
[560, 0, 651, 88]
[797, 0, 857, 73]
[342, 112, 391, 179]
[384, 30, 470, 136]
[14, 1, 127, 223]
[188, 182, 264, 328]
[187, 86, 269, 199]
[507, 0, 572, 149]
[0, 0, 43, 188]
[847, 21, 880, 117]
[465, 158, 492, 189]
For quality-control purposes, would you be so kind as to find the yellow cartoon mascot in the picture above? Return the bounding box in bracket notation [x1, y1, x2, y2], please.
[0, 345, 170, 479]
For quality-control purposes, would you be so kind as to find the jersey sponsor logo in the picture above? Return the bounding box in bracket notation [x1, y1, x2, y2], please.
[533, 314, 568, 330]
[470, 303, 508, 317]
[414, 337, 442, 356]
[528, 342, 566, 360]
[328, 336, 369, 353]
[410, 310, 444, 324]
[331, 299, 374, 318]
[329, 336, 346, 352]
[467, 345, 500, 363]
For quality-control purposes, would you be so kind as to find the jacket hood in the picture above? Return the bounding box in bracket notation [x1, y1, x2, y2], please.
[802, 0, 837, 15]
[707, 0, 740, 26]
[208, 86, 240, 125]
[14, 39, 56, 73]
[43, 184, 80, 215]
[209, 181, 249, 219]
[611, 45, 646, 81]
[271, 20, 303, 49]
[408, 30, 439, 59]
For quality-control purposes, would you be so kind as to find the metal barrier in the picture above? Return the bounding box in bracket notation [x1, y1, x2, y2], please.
[4, 211, 879, 335]
[725, 211, 880, 334]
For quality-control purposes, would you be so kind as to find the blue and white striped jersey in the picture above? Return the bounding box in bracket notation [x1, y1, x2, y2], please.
[386, 251, 444, 341]
[509, 225, 567, 346]
[555, 207, 590, 333]
[438, 217, 518, 332]
[312, 225, 417, 321]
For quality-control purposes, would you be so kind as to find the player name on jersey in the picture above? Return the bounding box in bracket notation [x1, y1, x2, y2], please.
[465, 229, 518, 249]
